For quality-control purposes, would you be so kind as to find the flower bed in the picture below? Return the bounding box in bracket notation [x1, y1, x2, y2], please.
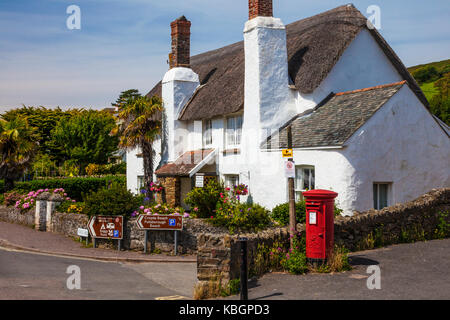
[9, 188, 75, 212]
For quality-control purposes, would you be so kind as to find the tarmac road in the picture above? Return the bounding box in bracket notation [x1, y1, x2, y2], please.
[0, 248, 196, 300]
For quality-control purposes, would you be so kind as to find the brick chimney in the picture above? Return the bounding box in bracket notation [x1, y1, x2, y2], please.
[248, 0, 273, 20]
[169, 16, 191, 68]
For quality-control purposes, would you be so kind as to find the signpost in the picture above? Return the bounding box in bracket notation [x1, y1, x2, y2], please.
[77, 228, 89, 246]
[137, 215, 183, 255]
[88, 216, 124, 251]
[286, 126, 296, 249]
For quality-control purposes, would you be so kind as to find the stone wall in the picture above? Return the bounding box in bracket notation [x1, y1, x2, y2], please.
[196, 226, 290, 286]
[51, 212, 89, 238]
[0, 206, 35, 227]
[334, 188, 450, 251]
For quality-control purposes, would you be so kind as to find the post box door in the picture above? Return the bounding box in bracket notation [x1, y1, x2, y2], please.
[306, 204, 326, 259]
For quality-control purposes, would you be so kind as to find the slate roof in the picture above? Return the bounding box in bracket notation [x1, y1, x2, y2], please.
[155, 149, 214, 176]
[147, 4, 427, 121]
[263, 81, 406, 149]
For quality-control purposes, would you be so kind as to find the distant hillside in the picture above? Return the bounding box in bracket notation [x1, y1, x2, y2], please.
[408, 59, 450, 75]
[408, 59, 449, 125]
[408, 59, 450, 101]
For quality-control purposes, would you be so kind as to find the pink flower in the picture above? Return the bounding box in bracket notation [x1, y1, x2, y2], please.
[72, 200, 76, 203]
[183, 213, 190, 218]
[144, 209, 150, 213]
[194, 207, 199, 212]
[140, 206, 145, 210]
[45, 189, 49, 192]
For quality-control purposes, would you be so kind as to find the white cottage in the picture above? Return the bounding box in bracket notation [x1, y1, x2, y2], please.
[127, 2, 450, 215]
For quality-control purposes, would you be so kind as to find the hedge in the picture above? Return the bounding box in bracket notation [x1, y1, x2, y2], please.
[10, 176, 126, 201]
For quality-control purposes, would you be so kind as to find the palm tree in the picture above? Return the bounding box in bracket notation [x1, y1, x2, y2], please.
[115, 92, 163, 193]
[0, 117, 39, 191]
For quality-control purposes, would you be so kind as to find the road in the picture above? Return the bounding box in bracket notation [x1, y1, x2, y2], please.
[226, 239, 450, 300]
[0, 248, 197, 300]
[1, 238, 449, 300]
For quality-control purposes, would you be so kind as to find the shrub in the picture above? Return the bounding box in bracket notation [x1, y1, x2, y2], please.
[83, 183, 141, 217]
[184, 179, 225, 218]
[133, 202, 188, 218]
[13, 176, 126, 201]
[280, 235, 308, 275]
[10, 188, 73, 212]
[271, 201, 306, 226]
[271, 200, 343, 226]
[4, 191, 23, 206]
[58, 201, 86, 214]
[212, 202, 271, 234]
[210, 186, 272, 234]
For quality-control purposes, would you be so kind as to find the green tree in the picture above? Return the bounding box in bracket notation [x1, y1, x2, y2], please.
[1, 106, 77, 162]
[50, 110, 119, 173]
[0, 117, 39, 191]
[412, 66, 440, 84]
[115, 90, 163, 191]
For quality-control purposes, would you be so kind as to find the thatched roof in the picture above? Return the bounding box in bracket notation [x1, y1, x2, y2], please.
[263, 81, 406, 149]
[147, 4, 427, 121]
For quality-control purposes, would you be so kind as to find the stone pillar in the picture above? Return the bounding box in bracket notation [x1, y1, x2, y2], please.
[46, 194, 64, 233]
[35, 192, 50, 231]
[159, 177, 181, 207]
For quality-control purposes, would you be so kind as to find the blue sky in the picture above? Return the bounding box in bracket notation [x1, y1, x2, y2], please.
[0, 0, 449, 110]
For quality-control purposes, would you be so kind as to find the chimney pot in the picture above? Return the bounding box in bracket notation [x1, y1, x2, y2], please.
[248, 0, 273, 20]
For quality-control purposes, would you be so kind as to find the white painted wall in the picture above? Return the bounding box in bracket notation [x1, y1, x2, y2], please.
[294, 29, 404, 115]
[161, 67, 199, 163]
[126, 147, 144, 194]
[126, 136, 162, 195]
[242, 16, 297, 157]
[342, 85, 450, 213]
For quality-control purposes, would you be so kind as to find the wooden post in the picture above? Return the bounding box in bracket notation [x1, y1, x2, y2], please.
[287, 126, 296, 249]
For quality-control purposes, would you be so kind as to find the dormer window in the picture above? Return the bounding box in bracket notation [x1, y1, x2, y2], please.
[226, 115, 242, 147]
[203, 119, 212, 147]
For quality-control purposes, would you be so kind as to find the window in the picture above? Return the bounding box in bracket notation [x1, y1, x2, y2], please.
[226, 115, 242, 147]
[373, 183, 390, 210]
[224, 175, 239, 189]
[294, 166, 315, 201]
[203, 119, 212, 146]
[137, 176, 145, 191]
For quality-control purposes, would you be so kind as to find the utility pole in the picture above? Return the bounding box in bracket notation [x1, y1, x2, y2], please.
[287, 126, 296, 249]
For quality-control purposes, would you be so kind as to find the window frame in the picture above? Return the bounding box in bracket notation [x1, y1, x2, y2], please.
[202, 119, 213, 147]
[294, 165, 315, 201]
[224, 174, 240, 190]
[225, 115, 243, 148]
[373, 182, 390, 210]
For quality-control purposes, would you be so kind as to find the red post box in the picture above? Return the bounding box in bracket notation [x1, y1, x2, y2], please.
[302, 189, 338, 265]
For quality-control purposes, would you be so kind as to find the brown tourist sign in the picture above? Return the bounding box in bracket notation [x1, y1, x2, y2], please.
[88, 216, 124, 239]
[136, 215, 183, 231]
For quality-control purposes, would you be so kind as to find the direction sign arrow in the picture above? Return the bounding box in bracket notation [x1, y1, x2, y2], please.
[137, 215, 183, 231]
[88, 216, 96, 237]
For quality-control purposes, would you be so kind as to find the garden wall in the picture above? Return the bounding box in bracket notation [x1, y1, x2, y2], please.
[334, 188, 450, 251]
[196, 188, 450, 293]
[0, 206, 34, 227]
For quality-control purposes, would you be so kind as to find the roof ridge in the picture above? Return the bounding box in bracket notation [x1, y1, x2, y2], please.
[334, 81, 407, 96]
